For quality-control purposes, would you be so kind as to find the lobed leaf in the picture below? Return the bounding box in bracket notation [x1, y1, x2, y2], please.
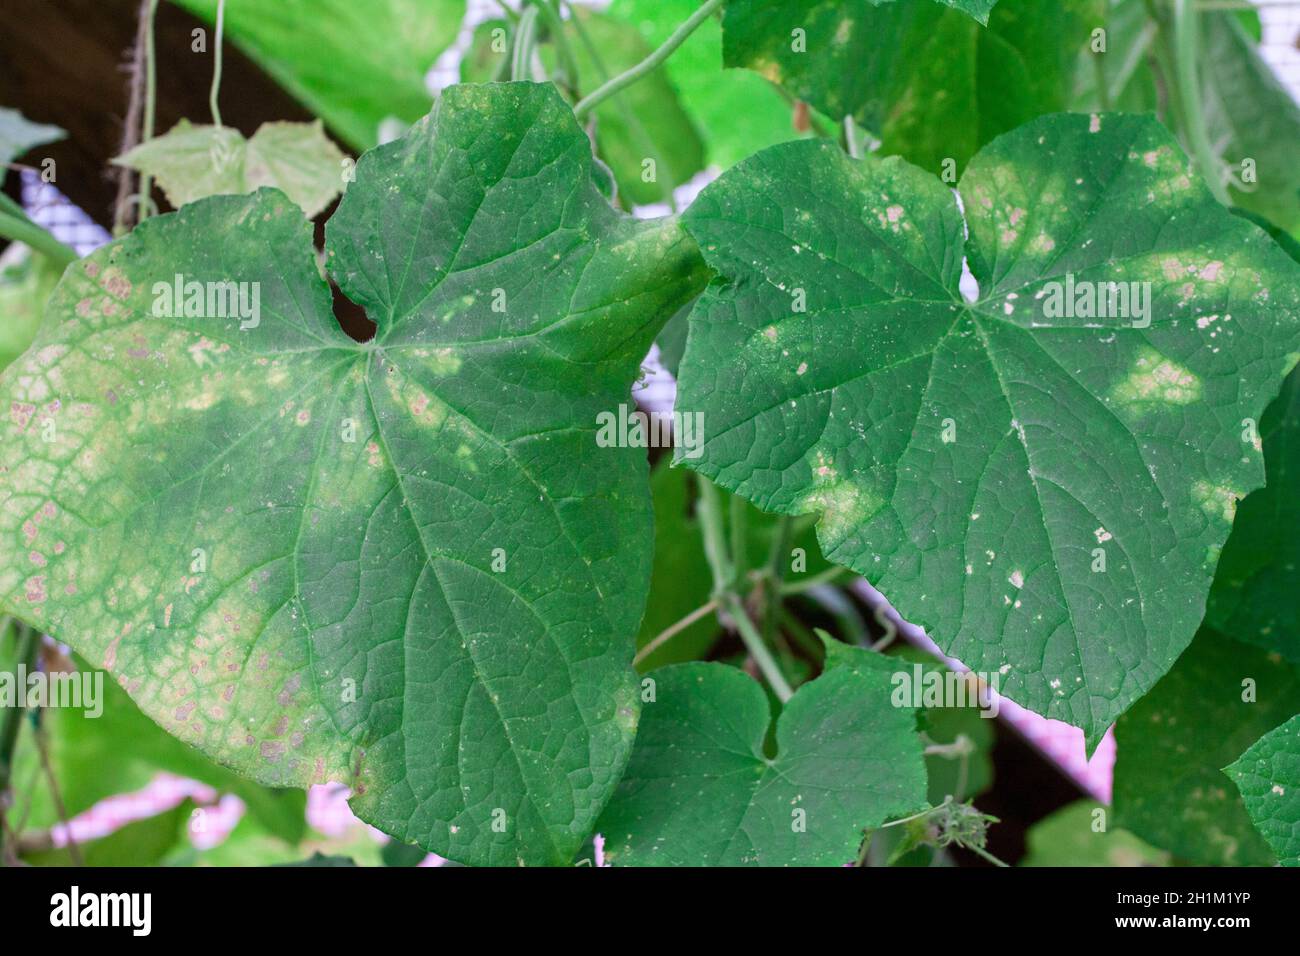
[169, 0, 465, 149]
[1224, 713, 1300, 866]
[0, 82, 707, 866]
[114, 120, 348, 218]
[674, 112, 1300, 743]
[596, 654, 927, 865]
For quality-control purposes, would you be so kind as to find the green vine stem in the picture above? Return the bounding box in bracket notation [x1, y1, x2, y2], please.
[726, 594, 794, 703]
[573, 0, 724, 121]
[694, 474, 733, 597]
[536, 1, 579, 97]
[511, 5, 541, 82]
[633, 599, 719, 666]
[0, 206, 78, 270]
[0, 623, 40, 861]
[138, 0, 160, 217]
[1170, 0, 1230, 205]
[564, 0, 678, 209]
[208, 0, 227, 127]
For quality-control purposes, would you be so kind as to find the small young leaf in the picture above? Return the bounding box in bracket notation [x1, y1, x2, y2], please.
[0, 82, 707, 867]
[596, 656, 927, 866]
[170, 0, 466, 149]
[0, 106, 64, 171]
[1020, 800, 1169, 867]
[674, 113, 1300, 743]
[114, 120, 347, 218]
[1224, 714, 1300, 866]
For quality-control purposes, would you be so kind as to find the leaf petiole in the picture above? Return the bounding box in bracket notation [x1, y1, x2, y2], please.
[0, 208, 77, 270]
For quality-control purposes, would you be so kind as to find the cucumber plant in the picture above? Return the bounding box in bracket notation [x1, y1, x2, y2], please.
[0, 0, 1298, 868]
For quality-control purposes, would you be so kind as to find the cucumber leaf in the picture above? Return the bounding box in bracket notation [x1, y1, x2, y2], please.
[1224, 713, 1300, 866]
[1114, 629, 1300, 865]
[596, 652, 927, 866]
[0, 82, 707, 866]
[674, 112, 1300, 743]
[1020, 800, 1169, 866]
[722, 0, 1098, 174]
[169, 0, 465, 149]
[114, 120, 347, 218]
[0, 106, 63, 172]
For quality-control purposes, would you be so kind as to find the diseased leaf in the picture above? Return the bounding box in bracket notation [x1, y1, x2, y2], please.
[1224, 713, 1300, 866]
[1113, 629, 1300, 865]
[596, 654, 927, 866]
[722, 0, 1099, 173]
[0, 106, 64, 171]
[0, 82, 707, 866]
[1020, 800, 1169, 866]
[675, 113, 1300, 743]
[114, 120, 347, 218]
[169, 0, 465, 149]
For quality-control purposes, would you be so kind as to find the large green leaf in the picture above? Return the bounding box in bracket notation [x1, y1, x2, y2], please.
[596, 654, 927, 865]
[461, 11, 706, 207]
[0, 82, 707, 866]
[722, 0, 1099, 174]
[1201, 212, 1300, 660]
[1224, 713, 1300, 866]
[1113, 629, 1300, 865]
[675, 113, 1300, 743]
[169, 0, 465, 149]
[611, 0, 796, 171]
